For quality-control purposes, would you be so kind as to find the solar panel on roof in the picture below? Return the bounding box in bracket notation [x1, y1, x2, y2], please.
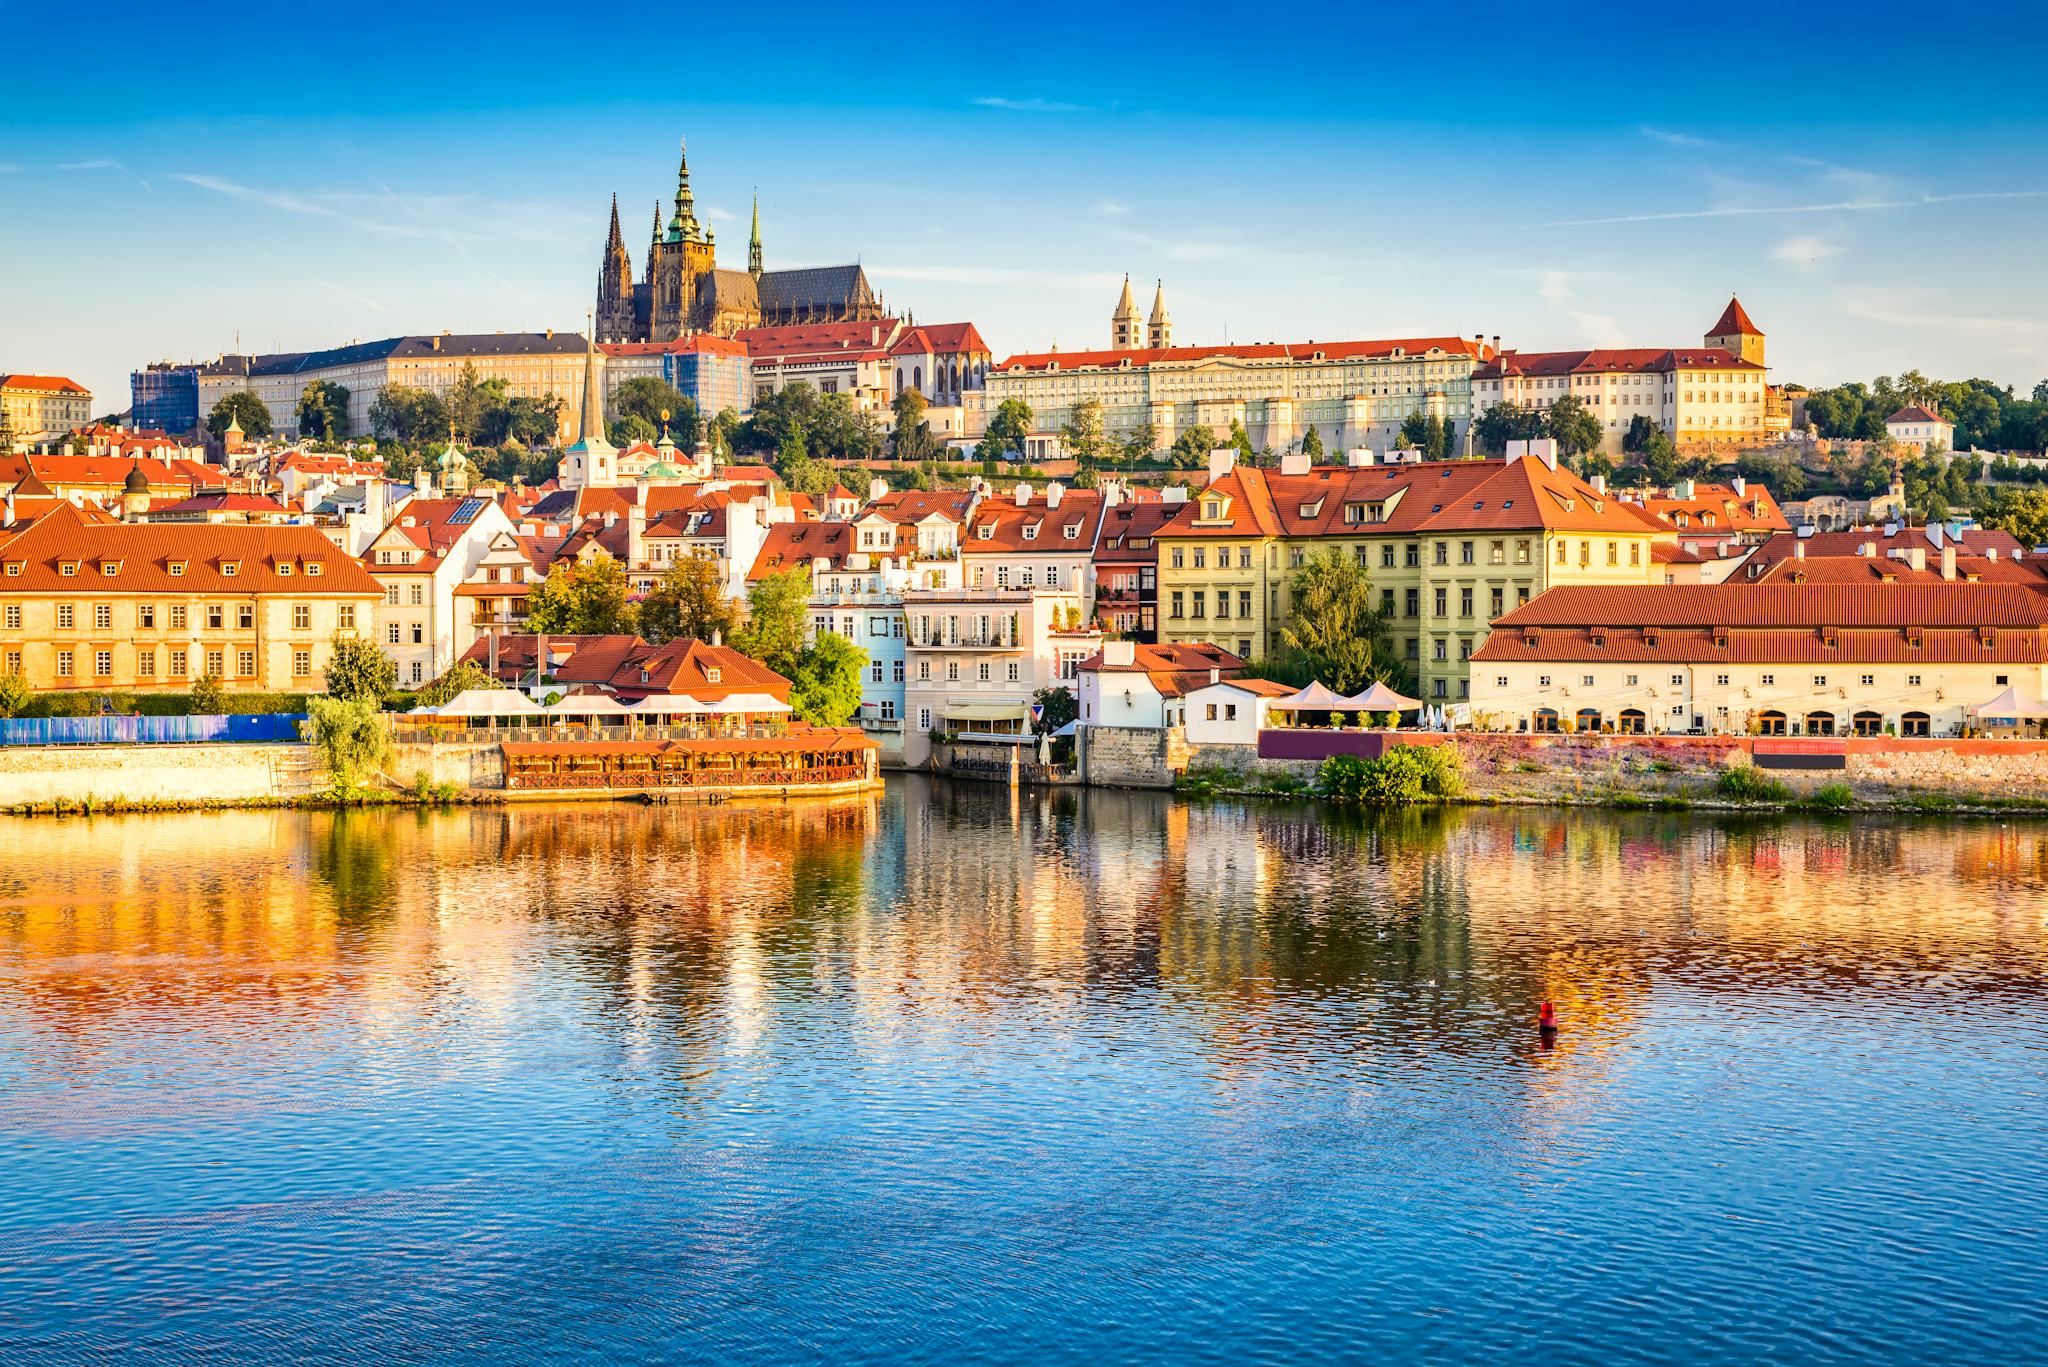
[451, 497, 485, 523]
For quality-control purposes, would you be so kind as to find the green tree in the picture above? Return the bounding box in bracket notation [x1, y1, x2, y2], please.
[1060, 398, 1107, 463]
[639, 552, 739, 645]
[413, 660, 495, 709]
[1167, 424, 1217, 470]
[295, 380, 351, 440]
[525, 554, 637, 636]
[1301, 425, 1325, 461]
[1032, 684, 1078, 734]
[1121, 423, 1159, 463]
[1226, 417, 1257, 466]
[303, 696, 393, 796]
[735, 567, 811, 676]
[609, 414, 657, 446]
[1278, 549, 1401, 695]
[1399, 410, 1432, 450]
[1543, 394, 1603, 458]
[206, 391, 273, 439]
[788, 632, 866, 726]
[891, 388, 940, 463]
[1984, 488, 2048, 548]
[1641, 427, 1681, 485]
[613, 376, 693, 430]
[1622, 414, 1661, 454]
[189, 673, 226, 714]
[446, 361, 488, 439]
[984, 398, 1033, 458]
[325, 633, 396, 703]
[0, 671, 30, 718]
[367, 385, 448, 443]
[1471, 402, 1544, 456]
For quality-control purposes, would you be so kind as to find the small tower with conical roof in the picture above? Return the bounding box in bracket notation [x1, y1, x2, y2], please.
[122, 458, 151, 520]
[1147, 280, 1172, 350]
[1111, 275, 1142, 351]
[1705, 296, 1765, 366]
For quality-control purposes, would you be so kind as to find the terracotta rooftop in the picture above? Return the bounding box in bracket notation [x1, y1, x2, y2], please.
[997, 335, 1489, 373]
[0, 502, 381, 594]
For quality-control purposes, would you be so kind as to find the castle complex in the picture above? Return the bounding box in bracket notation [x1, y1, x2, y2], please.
[594, 139, 885, 344]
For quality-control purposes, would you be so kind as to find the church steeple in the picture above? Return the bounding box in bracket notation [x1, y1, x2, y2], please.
[748, 193, 763, 278]
[667, 137, 703, 243]
[1147, 279, 1172, 350]
[1111, 274, 1141, 351]
[647, 202, 661, 284]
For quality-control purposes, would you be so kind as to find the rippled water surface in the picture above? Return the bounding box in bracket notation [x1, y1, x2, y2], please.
[2, 780, 2047, 1364]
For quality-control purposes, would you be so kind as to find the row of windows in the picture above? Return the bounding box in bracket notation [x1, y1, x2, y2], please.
[1166, 589, 1255, 620]
[912, 659, 1023, 683]
[1515, 672, 1943, 691]
[37, 646, 313, 680]
[6, 603, 343, 632]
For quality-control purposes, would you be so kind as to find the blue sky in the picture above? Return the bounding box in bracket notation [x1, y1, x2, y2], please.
[5, 2, 2047, 411]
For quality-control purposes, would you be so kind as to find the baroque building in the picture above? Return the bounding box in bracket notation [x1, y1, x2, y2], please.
[595, 138, 884, 344]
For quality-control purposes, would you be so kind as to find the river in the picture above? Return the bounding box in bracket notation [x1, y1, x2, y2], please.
[1, 780, 2045, 1364]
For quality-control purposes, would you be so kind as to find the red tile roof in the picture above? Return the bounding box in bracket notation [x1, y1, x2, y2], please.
[1639, 482, 1789, 536]
[965, 490, 1103, 553]
[1093, 499, 1179, 564]
[1473, 347, 1760, 380]
[739, 319, 901, 361]
[1887, 405, 1945, 424]
[481, 633, 789, 702]
[747, 521, 858, 579]
[1707, 296, 1762, 338]
[996, 335, 1489, 373]
[0, 374, 90, 394]
[902, 322, 988, 355]
[0, 502, 381, 594]
[1494, 583, 2048, 629]
[1, 454, 227, 491]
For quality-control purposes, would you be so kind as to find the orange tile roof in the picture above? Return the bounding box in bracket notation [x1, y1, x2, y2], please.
[0, 502, 382, 594]
[1708, 296, 1762, 337]
[1473, 347, 1760, 379]
[1157, 466, 1281, 539]
[1494, 583, 2048, 629]
[965, 490, 1104, 553]
[1639, 482, 1789, 536]
[996, 335, 1489, 373]
[747, 521, 857, 579]
[1887, 405, 1944, 424]
[1, 454, 227, 491]
[0, 374, 90, 394]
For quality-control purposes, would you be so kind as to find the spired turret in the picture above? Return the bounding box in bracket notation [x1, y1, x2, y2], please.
[1111, 275, 1141, 351]
[1147, 280, 1172, 350]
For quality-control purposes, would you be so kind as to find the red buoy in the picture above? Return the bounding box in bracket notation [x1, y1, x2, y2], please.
[1538, 1000, 1557, 1031]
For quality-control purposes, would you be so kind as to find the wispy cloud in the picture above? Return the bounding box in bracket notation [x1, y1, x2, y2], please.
[1093, 199, 1130, 217]
[1769, 233, 1844, 272]
[0, 163, 23, 174]
[1544, 188, 2048, 228]
[1640, 126, 1715, 149]
[1837, 290, 2048, 348]
[171, 173, 564, 251]
[972, 96, 1089, 114]
[58, 158, 125, 172]
[1520, 267, 1626, 347]
[317, 280, 390, 314]
[704, 205, 736, 222]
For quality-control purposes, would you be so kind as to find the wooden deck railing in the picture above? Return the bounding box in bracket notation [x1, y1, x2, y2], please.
[505, 764, 869, 791]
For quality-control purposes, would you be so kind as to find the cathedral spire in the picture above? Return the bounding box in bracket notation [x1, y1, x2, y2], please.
[1147, 279, 1172, 350]
[575, 315, 609, 450]
[606, 193, 623, 253]
[667, 136, 702, 243]
[748, 191, 763, 278]
[1111, 274, 1141, 351]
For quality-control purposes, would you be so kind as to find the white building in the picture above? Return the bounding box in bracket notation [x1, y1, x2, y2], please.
[1886, 405, 1955, 453]
[902, 588, 1100, 764]
[363, 491, 516, 685]
[1183, 677, 1296, 746]
[1075, 641, 1247, 730]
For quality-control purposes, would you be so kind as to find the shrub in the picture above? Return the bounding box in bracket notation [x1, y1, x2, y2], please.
[304, 696, 393, 795]
[0, 672, 30, 718]
[1716, 764, 1790, 805]
[1799, 781, 1854, 811]
[189, 674, 225, 715]
[1316, 745, 1462, 806]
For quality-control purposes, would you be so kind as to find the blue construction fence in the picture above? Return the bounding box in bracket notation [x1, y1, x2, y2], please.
[0, 713, 308, 746]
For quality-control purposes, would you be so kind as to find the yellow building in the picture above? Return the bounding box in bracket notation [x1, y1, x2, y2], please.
[987, 326, 1494, 457]
[0, 504, 383, 693]
[1155, 447, 1668, 702]
[0, 375, 93, 441]
[1471, 297, 1772, 454]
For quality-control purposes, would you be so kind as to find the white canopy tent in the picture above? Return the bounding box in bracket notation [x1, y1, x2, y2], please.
[1272, 681, 1351, 712]
[1969, 686, 2048, 720]
[545, 694, 633, 717]
[1339, 681, 1423, 713]
[708, 693, 793, 715]
[425, 689, 546, 719]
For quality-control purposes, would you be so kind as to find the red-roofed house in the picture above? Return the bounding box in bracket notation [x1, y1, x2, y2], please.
[1076, 639, 1246, 729]
[1471, 582, 2048, 737]
[1886, 404, 1955, 452]
[0, 375, 93, 440]
[362, 492, 517, 686]
[1635, 476, 1790, 551]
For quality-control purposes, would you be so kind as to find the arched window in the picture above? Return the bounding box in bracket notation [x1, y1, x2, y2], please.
[1756, 710, 1788, 736]
[1575, 708, 1603, 733]
[1851, 711, 1883, 737]
[1617, 709, 1647, 735]
[1804, 711, 1836, 737]
[913, 366, 922, 391]
[950, 364, 961, 394]
[1533, 708, 1560, 733]
[1901, 711, 1931, 738]
[895, 367, 903, 393]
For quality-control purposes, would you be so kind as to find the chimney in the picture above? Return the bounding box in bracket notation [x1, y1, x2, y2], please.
[1046, 482, 1064, 508]
[1908, 546, 1926, 573]
[1347, 448, 1374, 467]
[1731, 475, 1746, 496]
[628, 502, 646, 567]
[1530, 437, 1559, 472]
[1014, 482, 1031, 507]
[604, 510, 618, 528]
[1590, 474, 1607, 495]
[1207, 447, 1237, 485]
[1941, 544, 1956, 580]
[1105, 639, 1136, 667]
[1209, 666, 1221, 684]
[868, 477, 887, 502]
[1491, 335, 1501, 356]
[711, 628, 722, 647]
[1794, 540, 1805, 561]
[1279, 450, 1310, 476]
[1676, 478, 1695, 501]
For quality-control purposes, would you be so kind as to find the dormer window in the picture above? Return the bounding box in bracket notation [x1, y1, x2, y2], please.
[977, 524, 994, 539]
[1022, 524, 1038, 541]
[1203, 500, 1221, 519]
[307, 562, 323, 576]
[100, 561, 120, 577]
[1063, 524, 1080, 539]
[168, 561, 186, 577]
[221, 561, 240, 577]
[706, 667, 722, 684]
[59, 561, 78, 577]
[277, 563, 294, 577]
[2, 563, 19, 577]
[639, 668, 651, 683]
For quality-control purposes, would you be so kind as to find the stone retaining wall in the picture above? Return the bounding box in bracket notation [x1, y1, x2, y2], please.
[0, 743, 328, 807]
[1078, 725, 1188, 789]
[390, 740, 507, 791]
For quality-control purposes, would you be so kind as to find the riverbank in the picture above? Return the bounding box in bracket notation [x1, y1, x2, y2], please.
[1171, 732, 2048, 816]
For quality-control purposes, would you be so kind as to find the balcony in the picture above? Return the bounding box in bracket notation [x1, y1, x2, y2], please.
[909, 635, 1025, 651]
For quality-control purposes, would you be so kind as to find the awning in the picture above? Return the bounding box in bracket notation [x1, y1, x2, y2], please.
[945, 702, 1028, 722]
[1341, 681, 1423, 712]
[630, 694, 719, 714]
[1970, 685, 2048, 719]
[545, 695, 632, 716]
[708, 692, 793, 715]
[1273, 681, 1349, 711]
[429, 688, 546, 718]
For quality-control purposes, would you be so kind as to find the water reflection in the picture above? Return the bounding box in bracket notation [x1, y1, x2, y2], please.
[1, 786, 2045, 1363]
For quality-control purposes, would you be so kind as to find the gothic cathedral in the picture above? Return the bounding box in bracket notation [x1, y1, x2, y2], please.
[594, 138, 885, 344]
